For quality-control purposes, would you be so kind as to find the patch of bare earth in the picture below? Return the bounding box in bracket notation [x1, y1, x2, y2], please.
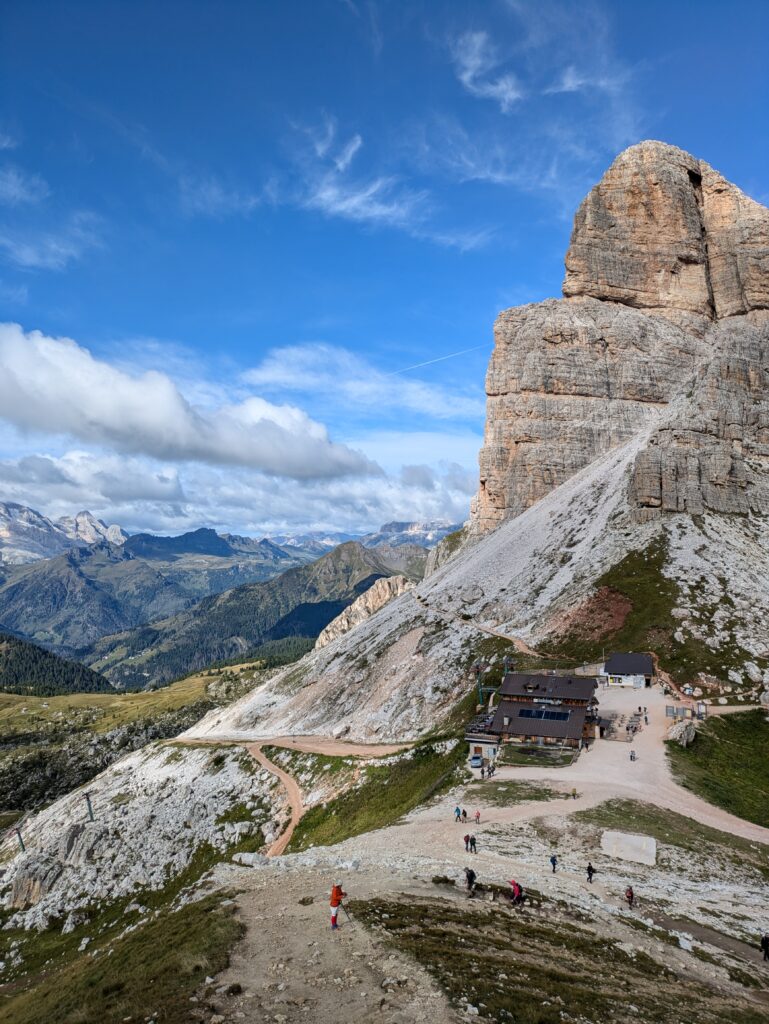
[544, 586, 632, 642]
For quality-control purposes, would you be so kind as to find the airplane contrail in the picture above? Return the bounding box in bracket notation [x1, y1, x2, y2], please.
[386, 343, 490, 376]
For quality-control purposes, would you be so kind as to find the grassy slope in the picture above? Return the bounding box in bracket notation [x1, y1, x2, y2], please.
[666, 711, 769, 828]
[285, 739, 468, 852]
[0, 896, 242, 1024]
[541, 537, 762, 686]
[0, 670, 211, 738]
[351, 895, 765, 1024]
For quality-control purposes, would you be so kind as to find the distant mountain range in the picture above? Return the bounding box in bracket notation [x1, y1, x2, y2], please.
[0, 502, 462, 566]
[0, 502, 127, 565]
[83, 541, 424, 689]
[0, 530, 316, 654]
[0, 632, 113, 697]
[0, 504, 457, 679]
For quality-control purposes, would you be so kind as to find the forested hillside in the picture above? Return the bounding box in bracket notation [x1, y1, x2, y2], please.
[0, 634, 114, 696]
[84, 542, 415, 689]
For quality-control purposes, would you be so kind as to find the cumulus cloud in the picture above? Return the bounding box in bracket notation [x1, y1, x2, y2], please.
[450, 31, 523, 113]
[0, 323, 377, 480]
[244, 342, 486, 422]
[0, 448, 475, 537]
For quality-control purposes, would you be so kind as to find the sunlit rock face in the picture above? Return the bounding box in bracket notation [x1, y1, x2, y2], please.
[471, 140, 769, 533]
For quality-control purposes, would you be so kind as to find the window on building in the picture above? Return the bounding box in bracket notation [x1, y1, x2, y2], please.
[518, 708, 570, 722]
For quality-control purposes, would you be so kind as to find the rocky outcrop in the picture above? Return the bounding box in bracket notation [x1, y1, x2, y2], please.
[315, 575, 414, 649]
[667, 719, 697, 747]
[563, 140, 769, 322]
[0, 743, 285, 929]
[471, 298, 708, 530]
[471, 140, 769, 533]
[631, 318, 769, 515]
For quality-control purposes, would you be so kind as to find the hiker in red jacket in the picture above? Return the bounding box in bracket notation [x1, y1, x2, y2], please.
[330, 880, 347, 930]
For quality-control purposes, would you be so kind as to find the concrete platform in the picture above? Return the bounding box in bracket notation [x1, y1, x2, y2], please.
[600, 829, 657, 866]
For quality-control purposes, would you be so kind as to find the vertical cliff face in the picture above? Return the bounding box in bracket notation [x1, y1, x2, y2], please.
[471, 140, 769, 533]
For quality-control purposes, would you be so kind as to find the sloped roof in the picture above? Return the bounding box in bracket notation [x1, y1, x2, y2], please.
[490, 699, 587, 740]
[604, 652, 654, 676]
[499, 672, 597, 702]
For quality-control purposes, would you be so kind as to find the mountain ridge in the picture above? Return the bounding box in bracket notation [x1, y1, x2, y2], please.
[83, 540, 427, 689]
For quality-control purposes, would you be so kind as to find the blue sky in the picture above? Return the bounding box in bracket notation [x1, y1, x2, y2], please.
[0, 0, 767, 536]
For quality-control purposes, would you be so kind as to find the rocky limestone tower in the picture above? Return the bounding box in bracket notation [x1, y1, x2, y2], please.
[471, 140, 769, 533]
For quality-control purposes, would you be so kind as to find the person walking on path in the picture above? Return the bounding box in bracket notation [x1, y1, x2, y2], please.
[469, 834, 477, 854]
[465, 867, 477, 893]
[760, 931, 769, 961]
[509, 880, 522, 905]
[329, 880, 347, 930]
[550, 854, 558, 874]
[463, 833, 471, 852]
[474, 809, 481, 825]
[461, 808, 468, 823]
[454, 806, 461, 823]
[625, 885, 635, 910]
[587, 862, 596, 884]
[480, 766, 485, 779]
[571, 787, 577, 800]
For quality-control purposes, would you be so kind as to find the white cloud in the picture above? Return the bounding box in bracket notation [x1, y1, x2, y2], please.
[178, 175, 261, 217]
[244, 343, 486, 422]
[0, 212, 101, 270]
[305, 172, 425, 229]
[450, 30, 523, 113]
[0, 323, 377, 480]
[544, 64, 628, 97]
[0, 446, 475, 537]
[296, 116, 488, 248]
[0, 166, 49, 205]
[334, 133, 363, 172]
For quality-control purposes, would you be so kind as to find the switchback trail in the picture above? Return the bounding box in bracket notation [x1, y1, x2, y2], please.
[244, 737, 413, 856]
[247, 742, 305, 856]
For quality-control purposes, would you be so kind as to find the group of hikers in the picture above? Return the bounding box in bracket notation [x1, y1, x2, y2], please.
[479, 763, 496, 779]
[454, 805, 481, 825]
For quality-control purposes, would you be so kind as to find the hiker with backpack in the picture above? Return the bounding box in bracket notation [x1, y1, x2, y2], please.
[760, 931, 769, 961]
[463, 833, 471, 852]
[454, 805, 461, 823]
[329, 880, 347, 930]
[465, 867, 477, 893]
[469, 834, 477, 854]
[462, 808, 468, 823]
[550, 854, 558, 873]
[587, 862, 596, 884]
[474, 809, 481, 825]
[625, 885, 634, 909]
